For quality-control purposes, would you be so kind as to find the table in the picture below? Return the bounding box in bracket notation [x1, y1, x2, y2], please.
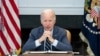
[22, 51, 74, 56]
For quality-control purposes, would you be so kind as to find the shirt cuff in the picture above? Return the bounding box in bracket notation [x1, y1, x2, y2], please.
[35, 40, 41, 47]
[52, 39, 58, 47]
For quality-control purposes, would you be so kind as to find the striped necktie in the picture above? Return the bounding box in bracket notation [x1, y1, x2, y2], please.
[45, 38, 51, 51]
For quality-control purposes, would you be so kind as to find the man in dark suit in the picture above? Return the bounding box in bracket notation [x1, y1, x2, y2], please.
[22, 9, 72, 53]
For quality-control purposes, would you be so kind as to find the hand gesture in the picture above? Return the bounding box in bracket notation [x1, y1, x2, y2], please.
[38, 31, 54, 43]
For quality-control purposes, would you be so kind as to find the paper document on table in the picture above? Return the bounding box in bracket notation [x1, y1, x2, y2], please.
[46, 51, 71, 53]
[24, 51, 72, 54]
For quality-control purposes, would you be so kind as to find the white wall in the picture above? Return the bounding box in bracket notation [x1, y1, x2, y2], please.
[18, 0, 85, 15]
[0, 0, 85, 15]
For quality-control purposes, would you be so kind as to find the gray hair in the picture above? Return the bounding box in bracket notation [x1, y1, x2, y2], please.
[40, 9, 56, 20]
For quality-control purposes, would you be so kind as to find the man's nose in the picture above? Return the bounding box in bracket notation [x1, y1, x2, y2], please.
[46, 22, 50, 25]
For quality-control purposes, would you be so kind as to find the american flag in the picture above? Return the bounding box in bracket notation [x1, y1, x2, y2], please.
[91, 8, 99, 18]
[91, 6, 100, 29]
[79, 0, 100, 55]
[0, 0, 21, 56]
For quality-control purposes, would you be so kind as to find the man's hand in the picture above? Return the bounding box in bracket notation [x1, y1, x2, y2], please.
[38, 31, 54, 43]
[44, 31, 54, 43]
[38, 33, 47, 43]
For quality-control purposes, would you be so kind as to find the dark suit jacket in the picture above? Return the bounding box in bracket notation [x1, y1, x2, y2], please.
[22, 26, 72, 53]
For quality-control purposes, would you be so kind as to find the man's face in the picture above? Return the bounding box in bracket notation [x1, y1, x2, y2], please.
[41, 13, 56, 31]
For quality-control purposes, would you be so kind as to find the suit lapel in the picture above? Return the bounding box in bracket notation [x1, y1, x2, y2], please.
[38, 26, 44, 38]
[53, 26, 58, 39]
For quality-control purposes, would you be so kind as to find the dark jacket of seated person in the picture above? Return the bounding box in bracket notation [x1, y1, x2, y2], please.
[22, 26, 72, 53]
[22, 9, 72, 53]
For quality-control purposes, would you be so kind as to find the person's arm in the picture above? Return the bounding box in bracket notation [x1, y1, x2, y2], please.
[22, 31, 41, 53]
[52, 31, 72, 51]
[22, 29, 49, 53]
